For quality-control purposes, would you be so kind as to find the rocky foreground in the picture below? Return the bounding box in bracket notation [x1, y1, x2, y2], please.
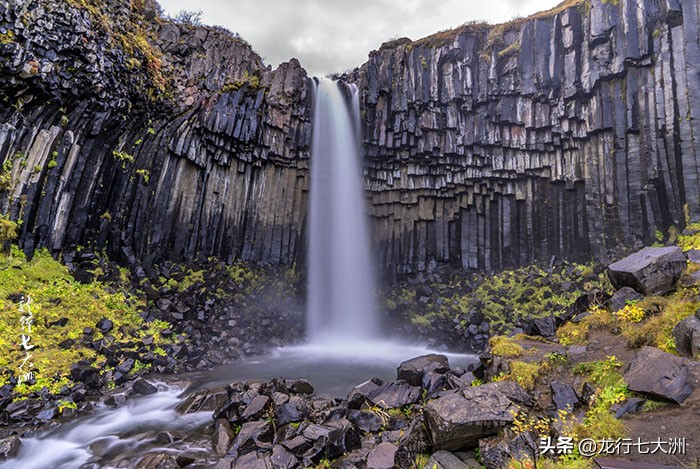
[1, 243, 699, 468]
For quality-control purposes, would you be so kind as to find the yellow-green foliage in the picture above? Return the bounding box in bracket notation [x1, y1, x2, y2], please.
[556, 305, 616, 345]
[496, 360, 541, 391]
[613, 301, 645, 323]
[621, 292, 699, 351]
[0, 215, 18, 246]
[410, 314, 432, 329]
[0, 31, 15, 45]
[464, 263, 609, 333]
[0, 247, 171, 396]
[490, 335, 524, 358]
[221, 70, 263, 93]
[677, 222, 700, 251]
[572, 356, 628, 440]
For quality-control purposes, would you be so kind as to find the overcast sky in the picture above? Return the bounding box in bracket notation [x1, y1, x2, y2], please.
[157, 0, 561, 77]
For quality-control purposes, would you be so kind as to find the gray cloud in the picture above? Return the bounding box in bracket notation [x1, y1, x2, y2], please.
[157, 0, 560, 77]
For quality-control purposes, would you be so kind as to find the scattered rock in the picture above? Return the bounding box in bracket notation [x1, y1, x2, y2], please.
[424, 382, 524, 450]
[426, 450, 470, 469]
[673, 315, 700, 358]
[132, 378, 158, 396]
[96, 318, 114, 333]
[613, 397, 646, 418]
[397, 354, 450, 386]
[550, 382, 579, 412]
[607, 246, 686, 295]
[607, 286, 644, 312]
[0, 436, 22, 461]
[366, 442, 398, 469]
[624, 346, 696, 404]
[213, 418, 235, 456]
[367, 381, 421, 409]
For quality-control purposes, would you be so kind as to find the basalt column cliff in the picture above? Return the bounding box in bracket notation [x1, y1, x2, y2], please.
[1, 0, 700, 275]
[355, 0, 700, 273]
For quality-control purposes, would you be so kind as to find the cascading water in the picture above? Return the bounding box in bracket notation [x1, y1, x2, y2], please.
[307, 78, 378, 344]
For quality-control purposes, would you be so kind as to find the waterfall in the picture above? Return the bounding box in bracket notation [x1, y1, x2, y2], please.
[307, 78, 378, 344]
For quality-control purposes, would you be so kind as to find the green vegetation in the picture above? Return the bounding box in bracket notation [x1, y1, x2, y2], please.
[135, 168, 150, 184]
[490, 335, 524, 358]
[0, 247, 173, 396]
[221, 70, 263, 93]
[495, 360, 541, 391]
[112, 149, 135, 164]
[0, 216, 18, 249]
[677, 222, 700, 251]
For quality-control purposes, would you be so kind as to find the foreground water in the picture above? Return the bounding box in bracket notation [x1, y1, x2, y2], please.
[2, 343, 478, 468]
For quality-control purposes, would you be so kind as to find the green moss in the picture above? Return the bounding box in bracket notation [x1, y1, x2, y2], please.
[496, 360, 540, 391]
[221, 70, 263, 93]
[0, 247, 173, 396]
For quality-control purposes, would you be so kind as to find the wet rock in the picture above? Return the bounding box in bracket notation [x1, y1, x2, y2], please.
[607, 287, 644, 313]
[230, 421, 273, 456]
[287, 379, 314, 395]
[270, 444, 298, 468]
[275, 396, 308, 426]
[367, 380, 421, 409]
[347, 378, 384, 409]
[348, 409, 385, 433]
[232, 451, 273, 469]
[580, 382, 597, 406]
[397, 354, 450, 386]
[366, 442, 398, 469]
[550, 382, 579, 412]
[240, 394, 270, 420]
[0, 436, 22, 461]
[673, 315, 700, 358]
[138, 453, 180, 469]
[424, 382, 523, 450]
[177, 387, 229, 414]
[607, 247, 686, 295]
[425, 450, 470, 469]
[214, 418, 236, 456]
[36, 406, 59, 422]
[4, 399, 43, 421]
[132, 378, 158, 396]
[624, 346, 696, 404]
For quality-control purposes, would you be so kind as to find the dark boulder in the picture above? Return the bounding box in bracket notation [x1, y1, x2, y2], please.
[613, 398, 646, 419]
[479, 432, 538, 469]
[230, 421, 273, 456]
[550, 381, 580, 412]
[347, 378, 384, 409]
[607, 286, 644, 313]
[673, 315, 700, 358]
[270, 445, 298, 469]
[240, 394, 270, 421]
[0, 436, 21, 461]
[347, 409, 385, 433]
[177, 387, 228, 414]
[367, 381, 421, 409]
[397, 354, 450, 386]
[607, 246, 686, 295]
[132, 378, 158, 396]
[624, 346, 696, 404]
[138, 453, 180, 469]
[287, 379, 314, 395]
[275, 396, 308, 426]
[213, 418, 236, 456]
[96, 318, 114, 333]
[366, 442, 398, 469]
[424, 382, 524, 450]
[425, 450, 471, 469]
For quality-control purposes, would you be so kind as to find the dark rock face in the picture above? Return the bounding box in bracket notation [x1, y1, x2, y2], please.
[397, 354, 450, 386]
[607, 246, 686, 295]
[2, 0, 700, 274]
[351, 0, 700, 273]
[624, 346, 696, 404]
[672, 315, 700, 358]
[424, 381, 526, 450]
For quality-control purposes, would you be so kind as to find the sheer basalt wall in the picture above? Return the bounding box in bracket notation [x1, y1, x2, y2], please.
[1, 0, 700, 275]
[353, 0, 700, 273]
[0, 0, 312, 271]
